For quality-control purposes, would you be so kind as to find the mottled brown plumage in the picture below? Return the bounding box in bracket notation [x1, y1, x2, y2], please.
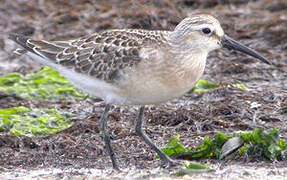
[10, 29, 170, 82]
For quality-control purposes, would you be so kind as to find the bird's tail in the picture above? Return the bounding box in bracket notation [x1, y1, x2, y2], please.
[9, 33, 67, 60]
[8, 33, 81, 70]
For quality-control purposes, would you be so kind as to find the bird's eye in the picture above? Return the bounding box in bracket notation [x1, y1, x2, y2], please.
[202, 28, 211, 35]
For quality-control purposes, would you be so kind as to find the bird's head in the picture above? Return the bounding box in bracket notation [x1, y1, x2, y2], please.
[170, 14, 271, 64]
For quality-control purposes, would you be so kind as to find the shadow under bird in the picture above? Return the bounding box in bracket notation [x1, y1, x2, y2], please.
[9, 14, 271, 170]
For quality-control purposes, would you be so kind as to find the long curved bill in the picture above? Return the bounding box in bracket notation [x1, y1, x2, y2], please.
[221, 35, 271, 65]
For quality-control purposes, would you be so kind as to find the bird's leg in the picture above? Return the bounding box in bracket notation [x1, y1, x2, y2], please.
[135, 106, 178, 168]
[99, 104, 120, 171]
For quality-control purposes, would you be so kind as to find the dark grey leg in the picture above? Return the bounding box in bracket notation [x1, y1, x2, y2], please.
[99, 104, 120, 171]
[135, 106, 178, 168]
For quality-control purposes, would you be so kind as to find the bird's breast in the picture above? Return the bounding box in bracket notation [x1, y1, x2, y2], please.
[115, 54, 207, 105]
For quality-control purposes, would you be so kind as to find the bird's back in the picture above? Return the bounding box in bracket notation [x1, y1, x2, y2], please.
[9, 29, 170, 83]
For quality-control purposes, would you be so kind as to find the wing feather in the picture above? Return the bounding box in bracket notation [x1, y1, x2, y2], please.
[9, 29, 170, 82]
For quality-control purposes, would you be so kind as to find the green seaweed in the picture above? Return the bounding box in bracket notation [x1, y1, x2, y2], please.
[239, 128, 287, 160]
[189, 80, 219, 94]
[175, 162, 214, 176]
[0, 106, 74, 137]
[162, 128, 286, 161]
[188, 80, 251, 94]
[160, 136, 186, 158]
[0, 67, 85, 100]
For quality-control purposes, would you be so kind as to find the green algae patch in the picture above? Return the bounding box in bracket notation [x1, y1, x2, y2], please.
[162, 129, 287, 161]
[0, 67, 85, 100]
[188, 80, 252, 95]
[0, 106, 74, 137]
[239, 128, 287, 161]
[175, 162, 214, 176]
[189, 80, 219, 94]
[160, 136, 186, 158]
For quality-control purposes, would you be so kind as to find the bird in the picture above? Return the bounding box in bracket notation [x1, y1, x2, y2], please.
[9, 14, 271, 171]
